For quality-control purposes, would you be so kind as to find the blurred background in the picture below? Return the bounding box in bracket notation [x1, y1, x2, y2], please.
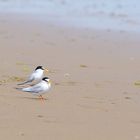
[0, 0, 140, 31]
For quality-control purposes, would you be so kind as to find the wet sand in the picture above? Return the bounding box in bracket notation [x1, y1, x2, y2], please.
[0, 13, 140, 140]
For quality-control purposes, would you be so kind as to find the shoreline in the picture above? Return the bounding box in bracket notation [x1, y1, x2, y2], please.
[0, 12, 140, 38]
[0, 8, 140, 33]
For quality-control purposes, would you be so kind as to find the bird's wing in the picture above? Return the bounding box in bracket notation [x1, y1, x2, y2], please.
[17, 73, 35, 85]
[17, 79, 34, 85]
[22, 83, 44, 93]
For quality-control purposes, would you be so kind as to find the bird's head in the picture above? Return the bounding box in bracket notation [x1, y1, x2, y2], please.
[35, 66, 49, 73]
[42, 77, 51, 84]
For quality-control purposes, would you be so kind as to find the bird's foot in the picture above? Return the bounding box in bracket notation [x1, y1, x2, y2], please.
[39, 95, 47, 101]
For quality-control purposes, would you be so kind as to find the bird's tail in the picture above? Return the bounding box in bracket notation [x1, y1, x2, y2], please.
[15, 87, 31, 92]
[15, 87, 23, 91]
[17, 80, 32, 85]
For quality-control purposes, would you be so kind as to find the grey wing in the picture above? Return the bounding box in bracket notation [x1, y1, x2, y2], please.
[17, 79, 34, 85]
[27, 84, 44, 93]
[17, 73, 35, 85]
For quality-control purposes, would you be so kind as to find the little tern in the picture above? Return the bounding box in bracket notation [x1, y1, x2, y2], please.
[17, 77, 51, 100]
[18, 66, 49, 85]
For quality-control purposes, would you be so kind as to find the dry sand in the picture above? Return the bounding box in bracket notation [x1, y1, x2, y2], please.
[0, 13, 140, 140]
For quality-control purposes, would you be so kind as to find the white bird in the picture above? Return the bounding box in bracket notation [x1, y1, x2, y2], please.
[17, 77, 51, 100]
[18, 66, 49, 85]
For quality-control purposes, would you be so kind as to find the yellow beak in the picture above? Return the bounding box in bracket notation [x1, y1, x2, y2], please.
[48, 80, 51, 84]
[45, 68, 49, 73]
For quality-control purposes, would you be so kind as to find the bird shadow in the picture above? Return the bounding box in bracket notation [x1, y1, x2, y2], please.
[18, 96, 48, 101]
[0, 94, 47, 102]
[14, 87, 48, 101]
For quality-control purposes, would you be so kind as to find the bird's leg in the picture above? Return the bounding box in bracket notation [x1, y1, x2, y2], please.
[39, 95, 45, 101]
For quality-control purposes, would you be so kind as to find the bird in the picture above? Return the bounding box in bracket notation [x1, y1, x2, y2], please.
[16, 77, 51, 100]
[18, 66, 49, 85]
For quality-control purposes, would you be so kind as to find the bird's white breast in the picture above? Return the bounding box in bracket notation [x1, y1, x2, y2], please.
[34, 69, 44, 79]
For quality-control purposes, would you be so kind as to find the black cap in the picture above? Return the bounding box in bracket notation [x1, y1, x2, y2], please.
[42, 77, 49, 82]
[35, 66, 44, 70]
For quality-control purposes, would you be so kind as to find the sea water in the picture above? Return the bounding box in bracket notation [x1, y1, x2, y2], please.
[0, 0, 139, 32]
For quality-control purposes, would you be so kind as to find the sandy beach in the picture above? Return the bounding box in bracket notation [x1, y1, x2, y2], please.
[0, 11, 140, 140]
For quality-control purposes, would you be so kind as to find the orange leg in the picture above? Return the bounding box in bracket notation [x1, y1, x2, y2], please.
[39, 95, 45, 101]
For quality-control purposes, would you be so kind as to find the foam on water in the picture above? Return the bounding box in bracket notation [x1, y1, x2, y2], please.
[0, 0, 140, 32]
